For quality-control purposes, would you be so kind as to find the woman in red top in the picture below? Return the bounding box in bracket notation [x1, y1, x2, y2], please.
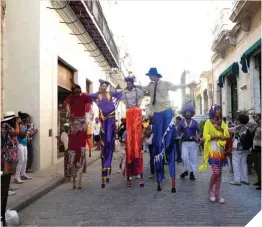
[64, 84, 92, 189]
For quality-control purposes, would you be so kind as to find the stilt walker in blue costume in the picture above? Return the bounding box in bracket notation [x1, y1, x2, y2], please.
[178, 104, 200, 181]
[137, 68, 195, 192]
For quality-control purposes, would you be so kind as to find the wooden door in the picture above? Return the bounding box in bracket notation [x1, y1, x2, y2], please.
[57, 62, 74, 91]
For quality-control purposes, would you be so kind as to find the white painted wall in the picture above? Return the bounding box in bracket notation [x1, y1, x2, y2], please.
[4, 0, 41, 168]
[212, 8, 261, 117]
[39, 1, 106, 169]
[4, 0, 108, 170]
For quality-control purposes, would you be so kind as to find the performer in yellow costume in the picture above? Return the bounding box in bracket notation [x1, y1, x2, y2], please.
[199, 104, 230, 204]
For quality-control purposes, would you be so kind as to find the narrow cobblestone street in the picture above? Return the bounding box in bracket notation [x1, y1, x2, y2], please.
[19, 152, 260, 226]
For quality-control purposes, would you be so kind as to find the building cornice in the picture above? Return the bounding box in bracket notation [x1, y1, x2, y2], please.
[230, 0, 260, 32]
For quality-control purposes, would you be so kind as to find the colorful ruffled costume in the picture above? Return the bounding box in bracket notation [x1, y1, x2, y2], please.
[199, 104, 230, 203]
[199, 119, 229, 172]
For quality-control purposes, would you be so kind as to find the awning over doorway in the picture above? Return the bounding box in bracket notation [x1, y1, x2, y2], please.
[218, 62, 239, 88]
[240, 38, 261, 73]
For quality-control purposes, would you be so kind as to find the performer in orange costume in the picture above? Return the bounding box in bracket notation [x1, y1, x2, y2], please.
[122, 75, 145, 187]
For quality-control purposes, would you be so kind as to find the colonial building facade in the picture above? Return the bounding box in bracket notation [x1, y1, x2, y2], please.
[3, 0, 123, 170]
[194, 71, 213, 115]
[0, 0, 6, 115]
[212, 1, 261, 120]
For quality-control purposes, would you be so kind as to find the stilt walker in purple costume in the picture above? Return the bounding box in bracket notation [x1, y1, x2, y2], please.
[88, 80, 123, 188]
[178, 104, 200, 181]
[137, 68, 195, 192]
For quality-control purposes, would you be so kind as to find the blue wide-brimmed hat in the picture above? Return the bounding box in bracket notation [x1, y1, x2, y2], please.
[146, 67, 162, 78]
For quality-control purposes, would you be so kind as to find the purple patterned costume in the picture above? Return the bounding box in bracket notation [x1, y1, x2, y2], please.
[89, 91, 122, 185]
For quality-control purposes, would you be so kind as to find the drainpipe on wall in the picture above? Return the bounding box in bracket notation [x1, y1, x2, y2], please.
[1, 0, 6, 116]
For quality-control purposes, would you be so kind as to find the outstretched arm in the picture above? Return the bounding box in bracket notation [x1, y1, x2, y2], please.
[135, 85, 150, 96]
[87, 93, 98, 101]
[111, 91, 124, 101]
[166, 81, 195, 92]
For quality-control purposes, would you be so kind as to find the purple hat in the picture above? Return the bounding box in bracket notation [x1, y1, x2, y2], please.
[181, 104, 195, 117]
[209, 104, 221, 119]
[99, 79, 110, 86]
[125, 75, 135, 83]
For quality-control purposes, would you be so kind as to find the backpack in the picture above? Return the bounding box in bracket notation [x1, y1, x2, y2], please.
[239, 126, 256, 150]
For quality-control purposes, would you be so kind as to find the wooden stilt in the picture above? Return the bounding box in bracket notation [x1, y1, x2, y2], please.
[171, 178, 176, 193]
[101, 178, 105, 188]
[157, 183, 162, 191]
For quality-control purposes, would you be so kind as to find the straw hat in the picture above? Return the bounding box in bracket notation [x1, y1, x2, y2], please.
[2, 111, 17, 122]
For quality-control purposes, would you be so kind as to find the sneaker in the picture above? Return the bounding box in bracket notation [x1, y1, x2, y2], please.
[26, 169, 34, 173]
[9, 185, 18, 191]
[117, 168, 122, 173]
[241, 181, 249, 185]
[229, 181, 241, 186]
[8, 190, 16, 196]
[209, 196, 216, 202]
[21, 175, 32, 180]
[216, 197, 225, 204]
[190, 172, 195, 181]
[14, 178, 23, 184]
[180, 171, 188, 179]
[126, 181, 131, 187]
[148, 175, 153, 179]
[139, 179, 144, 187]
[256, 186, 261, 190]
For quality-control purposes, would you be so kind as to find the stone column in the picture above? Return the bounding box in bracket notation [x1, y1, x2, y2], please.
[1, 0, 6, 116]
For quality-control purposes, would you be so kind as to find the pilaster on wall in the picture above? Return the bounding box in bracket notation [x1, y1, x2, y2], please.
[250, 59, 261, 113]
[1, 0, 6, 116]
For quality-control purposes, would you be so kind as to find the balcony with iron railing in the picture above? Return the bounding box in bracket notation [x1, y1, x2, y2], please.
[66, 0, 119, 68]
[84, 0, 119, 64]
[230, 0, 261, 24]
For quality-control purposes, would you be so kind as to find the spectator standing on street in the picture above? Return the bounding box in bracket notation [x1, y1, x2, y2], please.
[87, 121, 93, 157]
[252, 113, 261, 190]
[117, 116, 126, 143]
[228, 114, 257, 186]
[175, 116, 182, 163]
[15, 112, 32, 184]
[199, 104, 230, 204]
[1, 111, 20, 195]
[142, 116, 150, 152]
[26, 115, 38, 173]
[60, 123, 70, 181]
[93, 117, 101, 150]
[86, 102, 94, 158]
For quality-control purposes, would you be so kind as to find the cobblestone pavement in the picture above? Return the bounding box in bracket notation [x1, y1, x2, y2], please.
[19, 151, 261, 226]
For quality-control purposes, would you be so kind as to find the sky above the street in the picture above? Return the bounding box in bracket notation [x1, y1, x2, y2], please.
[101, 0, 233, 108]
